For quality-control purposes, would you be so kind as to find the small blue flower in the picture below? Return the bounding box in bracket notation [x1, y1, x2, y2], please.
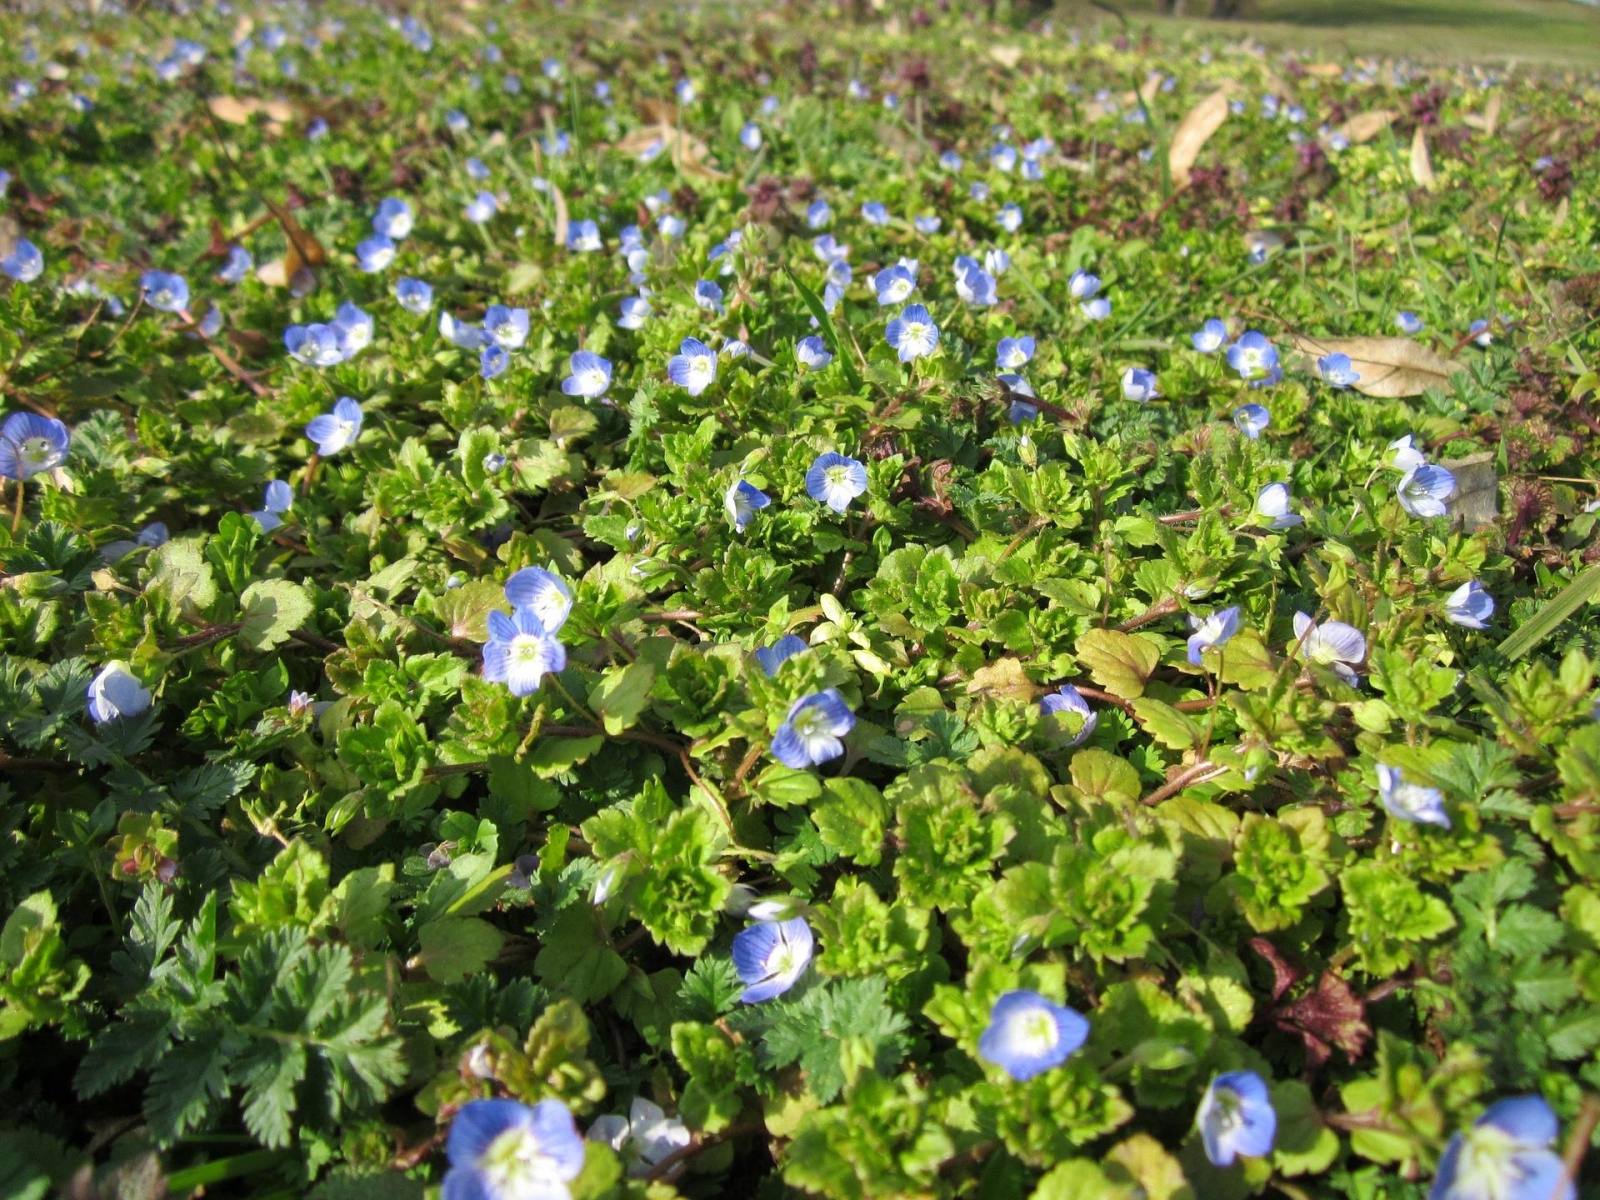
[755, 635, 808, 676]
[395, 277, 433, 313]
[977, 990, 1090, 1082]
[0, 412, 70, 480]
[1469, 318, 1493, 346]
[1397, 464, 1456, 519]
[1121, 367, 1159, 402]
[505, 566, 573, 632]
[1234, 404, 1270, 439]
[739, 122, 762, 151]
[985, 248, 1010, 276]
[725, 479, 771, 533]
[464, 191, 498, 223]
[373, 196, 413, 239]
[676, 78, 697, 105]
[1396, 311, 1425, 335]
[87, 661, 153, 724]
[1431, 1096, 1572, 1200]
[989, 144, 1018, 173]
[657, 213, 685, 240]
[1376, 763, 1451, 829]
[806, 199, 832, 230]
[1317, 352, 1361, 388]
[285, 323, 347, 366]
[1081, 297, 1111, 321]
[694, 279, 725, 315]
[1293, 611, 1367, 687]
[1227, 331, 1279, 383]
[567, 219, 602, 252]
[762, 95, 780, 116]
[1445, 580, 1494, 630]
[874, 264, 917, 307]
[913, 214, 941, 234]
[806, 452, 868, 512]
[999, 374, 1038, 424]
[1192, 318, 1229, 353]
[305, 397, 363, 456]
[249, 479, 294, 532]
[955, 262, 998, 307]
[1198, 1072, 1277, 1167]
[939, 150, 963, 171]
[482, 607, 566, 697]
[796, 336, 833, 370]
[997, 336, 1035, 370]
[861, 200, 889, 226]
[217, 245, 253, 284]
[772, 689, 855, 769]
[997, 203, 1023, 233]
[465, 157, 491, 181]
[1255, 481, 1303, 529]
[440, 312, 485, 351]
[140, 270, 189, 313]
[1188, 607, 1241, 665]
[542, 130, 570, 157]
[306, 117, 329, 140]
[442, 1098, 585, 1200]
[1040, 684, 1097, 747]
[667, 337, 718, 396]
[1069, 269, 1100, 300]
[562, 351, 612, 398]
[332, 302, 372, 355]
[969, 182, 991, 203]
[731, 917, 814, 1003]
[618, 296, 651, 330]
[356, 233, 396, 273]
[483, 304, 529, 350]
[885, 304, 939, 362]
[480, 344, 510, 380]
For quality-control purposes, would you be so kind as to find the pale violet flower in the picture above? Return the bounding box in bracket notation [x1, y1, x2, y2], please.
[483, 304, 529, 350]
[997, 203, 1023, 232]
[1445, 580, 1494, 630]
[483, 608, 565, 696]
[305, 397, 363, 456]
[667, 337, 717, 396]
[0, 412, 70, 480]
[1040, 684, 1097, 747]
[395, 277, 433, 313]
[1396, 311, 1425, 335]
[285, 323, 347, 366]
[561, 351, 612, 398]
[755, 635, 808, 677]
[1431, 1096, 1573, 1200]
[984, 248, 1011, 276]
[618, 296, 650, 330]
[87, 662, 152, 724]
[505, 566, 573, 633]
[1198, 1072, 1277, 1167]
[373, 196, 414, 239]
[586, 1097, 691, 1179]
[441, 312, 485, 351]
[1188, 607, 1241, 665]
[725, 479, 771, 533]
[1069, 269, 1100, 300]
[806, 199, 831, 229]
[997, 336, 1035, 370]
[1227, 331, 1279, 384]
[913, 214, 941, 234]
[977, 991, 1089, 1082]
[248, 479, 293, 532]
[1192, 318, 1229, 353]
[1292, 611, 1366, 686]
[731, 917, 813, 1002]
[1388, 435, 1427, 474]
[772, 690, 855, 769]
[464, 191, 497, 223]
[1255, 482, 1303, 529]
[694, 279, 725, 315]
[1, 238, 44, 283]
[1121, 367, 1158, 402]
[441, 1100, 584, 1200]
[331, 301, 372, 355]
[1317, 352, 1361, 388]
[1397, 464, 1456, 519]
[1081, 297, 1110, 321]
[480, 344, 509, 380]
[806, 452, 867, 513]
[567, 219, 602, 252]
[739, 122, 761, 152]
[1234, 404, 1270, 439]
[1376, 764, 1451, 829]
[355, 233, 395, 273]
[874, 264, 916, 307]
[796, 336, 832, 370]
[861, 200, 889, 226]
[885, 304, 938, 362]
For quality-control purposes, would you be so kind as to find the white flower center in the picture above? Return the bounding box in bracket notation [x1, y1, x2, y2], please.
[20, 437, 54, 468]
[511, 633, 546, 664]
[481, 1128, 562, 1195]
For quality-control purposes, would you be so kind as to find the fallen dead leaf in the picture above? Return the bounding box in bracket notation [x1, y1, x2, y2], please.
[1301, 62, 1344, 78]
[989, 45, 1022, 69]
[1463, 91, 1502, 136]
[1410, 126, 1436, 190]
[613, 124, 727, 181]
[1168, 89, 1230, 190]
[1334, 109, 1397, 145]
[1289, 334, 1465, 398]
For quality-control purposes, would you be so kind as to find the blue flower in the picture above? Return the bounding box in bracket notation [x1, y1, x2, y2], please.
[285, 323, 347, 366]
[861, 200, 889, 225]
[885, 304, 939, 362]
[731, 917, 814, 1003]
[657, 214, 685, 240]
[1376, 764, 1451, 829]
[1431, 1096, 1573, 1200]
[997, 203, 1023, 232]
[1255, 482, 1303, 529]
[1192, 318, 1229, 353]
[969, 181, 991, 202]
[480, 344, 510, 380]
[755, 635, 808, 676]
[1397, 464, 1456, 519]
[395, 277, 433, 313]
[1198, 1072, 1277, 1167]
[739, 122, 762, 151]
[1081, 297, 1111, 321]
[356, 233, 396, 273]
[306, 117, 329, 140]
[1121, 367, 1159, 402]
[1234, 404, 1270, 439]
[796, 336, 833, 370]
[1188, 607, 1241, 665]
[977, 991, 1090, 1082]
[1469, 318, 1493, 347]
[618, 296, 651, 330]
[772, 689, 855, 769]
[567, 219, 602, 252]
[676, 78, 697, 105]
[1396, 311, 1425, 334]
[1069, 269, 1100, 300]
[465, 157, 491, 181]
[989, 144, 1018, 172]
[694, 279, 725, 315]
[505, 566, 573, 633]
[483, 608, 566, 697]
[332, 302, 373, 355]
[725, 479, 771, 532]
[87, 661, 153, 724]
[305, 397, 363, 456]
[465, 191, 498, 223]
[955, 262, 998, 307]
[483, 304, 529, 350]
[140, 270, 189, 313]
[985, 248, 1010, 276]
[667, 337, 718, 396]
[1389, 434, 1427, 473]
[999, 374, 1038, 424]
[939, 150, 963, 170]
[913, 214, 941, 234]
[0, 412, 70, 481]
[806, 452, 868, 512]
[1293, 611, 1367, 687]
[440, 313, 485, 351]
[562, 351, 612, 398]
[217, 245, 253, 284]
[373, 196, 413, 239]
[874, 264, 917, 307]
[1445, 580, 1494, 630]
[996, 336, 1035, 370]
[806, 199, 832, 229]
[442, 1098, 585, 1200]
[542, 130, 570, 157]
[1040, 684, 1097, 747]
[1317, 352, 1361, 388]
[1227, 331, 1279, 383]
[249, 479, 294, 532]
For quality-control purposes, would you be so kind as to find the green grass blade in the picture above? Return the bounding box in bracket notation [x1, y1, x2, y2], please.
[1499, 562, 1600, 661]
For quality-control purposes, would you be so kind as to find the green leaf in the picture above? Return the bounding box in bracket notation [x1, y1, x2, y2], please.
[237, 579, 314, 651]
[416, 916, 505, 984]
[535, 906, 627, 1003]
[1075, 629, 1161, 699]
[812, 777, 889, 865]
[588, 660, 657, 735]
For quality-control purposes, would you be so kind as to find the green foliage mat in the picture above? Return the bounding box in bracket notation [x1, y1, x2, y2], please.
[1, 1, 1600, 1197]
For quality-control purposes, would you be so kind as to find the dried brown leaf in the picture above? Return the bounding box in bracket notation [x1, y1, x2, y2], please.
[1289, 334, 1465, 398]
[1302, 62, 1344, 78]
[1334, 109, 1397, 145]
[1410, 126, 1436, 190]
[613, 124, 726, 182]
[1168, 89, 1230, 190]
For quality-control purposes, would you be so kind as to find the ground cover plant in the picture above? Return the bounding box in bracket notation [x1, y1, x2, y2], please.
[2, 1, 1600, 1197]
